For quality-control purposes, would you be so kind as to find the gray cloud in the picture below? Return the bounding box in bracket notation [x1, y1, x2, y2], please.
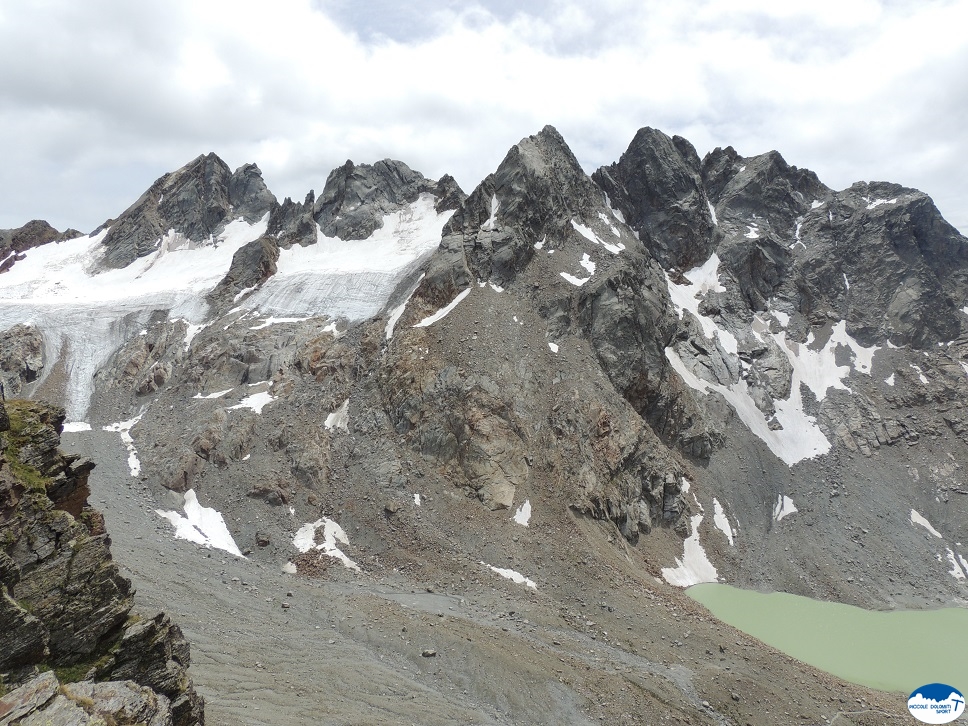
[1, 0, 965, 234]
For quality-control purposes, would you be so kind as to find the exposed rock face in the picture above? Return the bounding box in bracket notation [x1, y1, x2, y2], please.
[314, 159, 451, 240]
[100, 153, 276, 269]
[0, 670, 175, 725]
[593, 126, 717, 271]
[382, 126, 691, 529]
[778, 181, 968, 347]
[0, 325, 44, 398]
[0, 399, 202, 725]
[266, 191, 317, 248]
[206, 235, 280, 310]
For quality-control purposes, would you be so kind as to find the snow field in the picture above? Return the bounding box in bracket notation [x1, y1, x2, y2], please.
[324, 399, 350, 432]
[413, 288, 471, 328]
[103, 415, 144, 477]
[512, 500, 531, 526]
[292, 518, 359, 570]
[666, 255, 881, 467]
[156, 489, 244, 557]
[661, 514, 719, 587]
[481, 562, 537, 590]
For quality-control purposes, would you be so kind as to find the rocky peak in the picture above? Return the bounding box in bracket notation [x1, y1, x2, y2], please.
[313, 158, 439, 240]
[100, 152, 276, 269]
[227, 162, 276, 223]
[781, 180, 968, 347]
[593, 126, 716, 271]
[434, 124, 610, 288]
[705, 148, 829, 232]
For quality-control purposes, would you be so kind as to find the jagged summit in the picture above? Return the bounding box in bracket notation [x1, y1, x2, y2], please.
[593, 126, 716, 271]
[99, 152, 276, 269]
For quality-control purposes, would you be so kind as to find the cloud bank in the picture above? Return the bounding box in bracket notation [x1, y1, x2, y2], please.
[1, 0, 965, 233]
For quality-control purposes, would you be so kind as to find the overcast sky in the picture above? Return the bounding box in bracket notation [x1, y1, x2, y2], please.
[1, 0, 966, 234]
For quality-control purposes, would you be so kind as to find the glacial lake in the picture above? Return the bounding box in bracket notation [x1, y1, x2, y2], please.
[688, 583, 968, 693]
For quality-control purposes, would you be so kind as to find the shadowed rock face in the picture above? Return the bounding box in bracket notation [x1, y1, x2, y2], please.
[593, 126, 717, 272]
[778, 181, 968, 347]
[0, 399, 203, 725]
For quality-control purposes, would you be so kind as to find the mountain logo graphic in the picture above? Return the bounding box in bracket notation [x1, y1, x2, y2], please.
[907, 683, 966, 723]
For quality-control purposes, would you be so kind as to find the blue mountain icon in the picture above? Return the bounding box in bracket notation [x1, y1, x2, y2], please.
[911, 683, 964, 703]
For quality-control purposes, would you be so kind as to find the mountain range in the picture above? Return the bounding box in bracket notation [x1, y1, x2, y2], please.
[2, 124, 966, 725]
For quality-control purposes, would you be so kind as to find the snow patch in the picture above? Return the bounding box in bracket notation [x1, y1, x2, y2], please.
[911, 509, 943, 538]
[707, 200, 718, 226]
[232, 285, 256, 302]
[665, 254, 737, 356]
[293, 518, 359, 571]
[481, 562, 537, 590]
[570, 219, 624, 254]
[578, 253, 596, 275]
[745, 225, 759, 239]
[665, 347, 830, 466]
[910, 364, 929, 384]
[773, 495, 797, 522]
[712, 499, 734, 546]
[249, 316, 310, 330]
[385, 273, 424, 341]
[885, 373, 895, 386]
[413, 288, 471, 328]
[193, 388, 232, 400]
[178, 319, 210, 351]
[324, 399, 350, 432]
[945, 548, 966, 580]
[560, 272, 590, 286]
[413, 493, 421, 506]
[534, 236, 546, 250]
[481, 194, 499, 231]
[228, 391, 275, 414]
[512, 500, 531, 526]
[866, 197, 898, 210]
[597, 211, 621, 237]
[811, 200, 824, 209]
[603, 193, 626, 224]
[62, 422, 92, 433]
[103, 415, 143, 477]
[661, 514, 718, 587]
[548, 342, 559, 353]
[156, 490, 244, 557]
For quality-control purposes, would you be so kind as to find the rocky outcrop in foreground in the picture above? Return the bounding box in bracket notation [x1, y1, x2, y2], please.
[0, 399, 203, 725]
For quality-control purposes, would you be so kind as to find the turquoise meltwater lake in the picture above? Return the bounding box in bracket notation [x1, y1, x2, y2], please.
[688, 583, 968, 693]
